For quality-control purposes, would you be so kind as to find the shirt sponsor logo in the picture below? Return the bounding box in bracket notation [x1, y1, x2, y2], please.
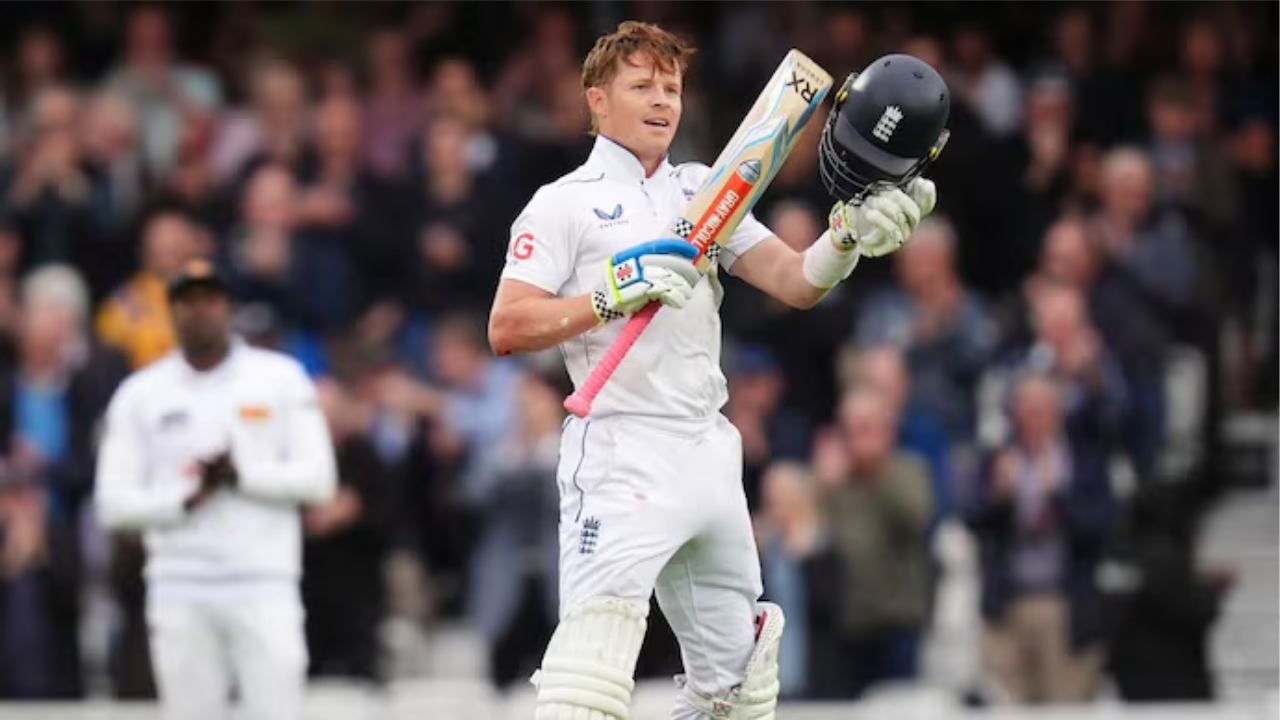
[593, 204, 623, 221]
[239, 405, 272, 421]
[508, 232, 534, 262]
[593, 203, 628, 229]
[158, 409, 188, 431]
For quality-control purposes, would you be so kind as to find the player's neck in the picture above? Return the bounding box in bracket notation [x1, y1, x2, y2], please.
[599, 133, 664, 178]
[182, 341, 232, 372]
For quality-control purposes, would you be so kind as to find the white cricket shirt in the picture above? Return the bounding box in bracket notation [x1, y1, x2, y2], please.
[94, 341, 337, 588]
[501, 136, 773, 419]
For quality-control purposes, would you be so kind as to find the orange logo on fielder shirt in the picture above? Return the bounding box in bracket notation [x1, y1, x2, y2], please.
[239, 405, 272, 421]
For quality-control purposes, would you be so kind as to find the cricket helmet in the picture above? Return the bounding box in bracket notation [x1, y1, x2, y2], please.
[818, 54, 951, 202]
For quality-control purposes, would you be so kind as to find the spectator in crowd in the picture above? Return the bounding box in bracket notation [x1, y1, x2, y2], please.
[12, 27, 69, 125]
[0, 265, 128, 699]
[222, 162, 339, 350]
[303, 378, 388, 681]
[1002, 216, 1098, 355]
[96, 206, 203, 369]
[105, 6, 222, 179]
[823, 8, 872, 83]
[361, 29, 427, 182]
[1226, 113, 1277, 407]
[490, 7, 579, 137]
[1178, 17, 1239, 134]
[290, 95, 374, 331]
[1011, 284, 1129, 462]
[970, 374, 1113, 705]
[400, 113, 494, 316]
[844, 344, 952, 522]
[1048, 6, 1144, 147]
[757, 461, 837, 700]
[950, 25, 1022, 139]
[810, 389, 933, 699]
[4, 87, 105, 275]
[213, 58, 308, 186]
[1088, 147, 1197, 480]
[725, 345, 812, 511]
[1006, 73, 1075, 264]
[81, 92, 147, 238]
[856, 215, 998, 447]
[424, 56, 539, 232]
[480, 370, 561, 687]
[1145, 76, 1236, 240]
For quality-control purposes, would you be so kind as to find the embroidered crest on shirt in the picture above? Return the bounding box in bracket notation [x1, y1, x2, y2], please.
[579, 516, 601, 555]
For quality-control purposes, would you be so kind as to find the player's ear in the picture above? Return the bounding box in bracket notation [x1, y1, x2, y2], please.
[585, 86, 607, 119]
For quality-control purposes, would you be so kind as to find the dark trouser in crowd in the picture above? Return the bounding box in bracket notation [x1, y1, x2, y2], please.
[1126, 375, 1166, 481]
[0, 569, 83, 699]
[304, 583, 382, 681]
[807, 627, 920, 700]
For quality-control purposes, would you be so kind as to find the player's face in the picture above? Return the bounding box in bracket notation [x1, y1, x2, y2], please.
[171, 286, 232, 356]
[595, 53, 682, 162]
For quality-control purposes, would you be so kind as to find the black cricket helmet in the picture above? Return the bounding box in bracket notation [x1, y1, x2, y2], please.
[818, 54, 950, 202]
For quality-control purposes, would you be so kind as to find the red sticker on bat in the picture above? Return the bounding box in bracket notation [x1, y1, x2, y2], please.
[688, 165, 756, 260]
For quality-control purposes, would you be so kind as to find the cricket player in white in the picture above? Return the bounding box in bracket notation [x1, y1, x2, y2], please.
[489, 22, 936, 720]
[94, 259, 337, 720]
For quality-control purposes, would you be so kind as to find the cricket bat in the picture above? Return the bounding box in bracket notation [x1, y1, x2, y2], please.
[564, 49, 833, 417]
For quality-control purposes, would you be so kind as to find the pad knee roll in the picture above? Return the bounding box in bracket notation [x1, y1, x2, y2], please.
[533, 597, 648, 720]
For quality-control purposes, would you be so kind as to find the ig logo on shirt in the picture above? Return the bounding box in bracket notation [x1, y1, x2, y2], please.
[508, 232, 534, 263]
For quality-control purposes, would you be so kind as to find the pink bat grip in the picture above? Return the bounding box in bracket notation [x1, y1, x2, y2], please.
[563, 301, 660, 417]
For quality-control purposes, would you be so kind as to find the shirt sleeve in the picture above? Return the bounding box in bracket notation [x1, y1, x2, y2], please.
[677, 163, 774, 274]
[232, 362, 338, 506]
[498, 187, 578, 295]
[95, 381, 190, 531]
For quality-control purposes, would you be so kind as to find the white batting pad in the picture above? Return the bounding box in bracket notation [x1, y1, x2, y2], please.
[679, 602, 785, 719]
[532, 596, 648, 720]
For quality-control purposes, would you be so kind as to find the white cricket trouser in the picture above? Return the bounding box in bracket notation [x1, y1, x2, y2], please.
[146, 580, 307, 720]
[557, 413, 763, 718]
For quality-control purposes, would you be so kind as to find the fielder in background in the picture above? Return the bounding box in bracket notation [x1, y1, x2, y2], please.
[94, 259, 337, 720]
[489, 21, 948, 720]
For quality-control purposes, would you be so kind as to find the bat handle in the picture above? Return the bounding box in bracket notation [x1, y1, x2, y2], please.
[563, 302, 660, 417]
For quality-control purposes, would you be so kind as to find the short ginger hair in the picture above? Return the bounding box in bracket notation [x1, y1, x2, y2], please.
[581, 21, 695, 132]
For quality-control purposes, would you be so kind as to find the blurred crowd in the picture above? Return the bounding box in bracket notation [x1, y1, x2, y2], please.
[0, 0, 1273, 708]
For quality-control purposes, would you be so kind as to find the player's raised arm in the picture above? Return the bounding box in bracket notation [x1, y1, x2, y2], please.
[731, 178, 936, 308]
[733, 54, 950, 309]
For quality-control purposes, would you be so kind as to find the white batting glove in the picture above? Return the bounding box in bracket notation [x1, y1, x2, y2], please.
[829, 178, 936, 258]
[591, 240, 700, 324]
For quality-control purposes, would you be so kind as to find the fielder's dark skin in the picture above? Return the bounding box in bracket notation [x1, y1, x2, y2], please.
[169, 283, 240, 509]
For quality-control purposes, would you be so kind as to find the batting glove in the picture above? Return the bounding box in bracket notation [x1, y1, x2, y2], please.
[829, 178, 936, 258]
[591, 240, 700, 324]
